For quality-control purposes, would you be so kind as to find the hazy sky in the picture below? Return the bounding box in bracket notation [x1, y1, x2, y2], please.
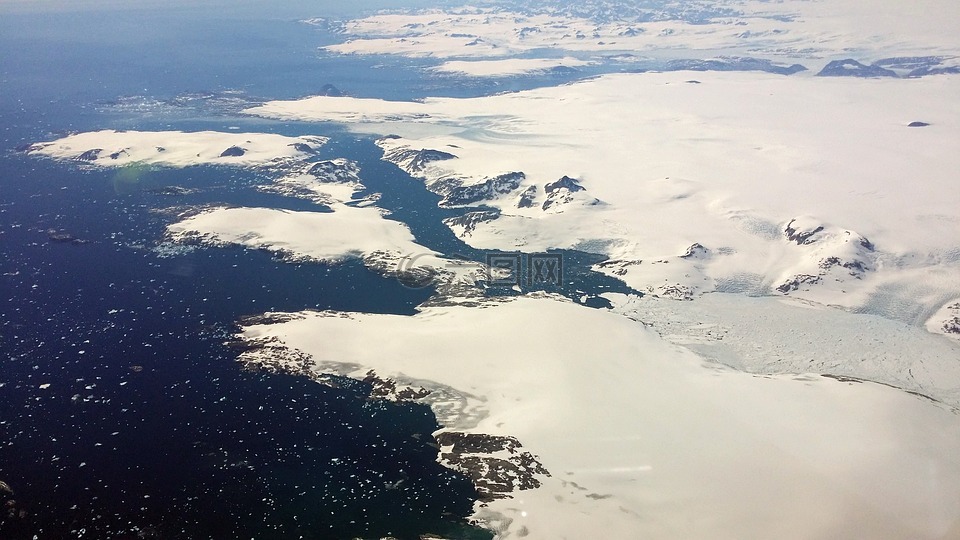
[0, 0, 455, 16]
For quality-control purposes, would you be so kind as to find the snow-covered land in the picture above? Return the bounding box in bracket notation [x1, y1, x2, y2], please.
[244, 3, 960, 534]
[431, 57, 592, 77]
[237, 294, 960, 539]
[25, 129, 482, 287]
[245, 71, 960, 323]
[319, 0, 960, 63]
[26, 129, 327, 168]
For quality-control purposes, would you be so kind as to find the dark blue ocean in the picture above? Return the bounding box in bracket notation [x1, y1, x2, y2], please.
[0, 3, 635, 538]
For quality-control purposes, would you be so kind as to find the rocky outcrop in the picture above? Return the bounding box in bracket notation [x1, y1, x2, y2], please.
[943, 308, 960, 335]
[930, 301, 960, 339]
[542, 175, 600, 211]
[776, 274, 822, 293]
[665, 56, 807, 75]
[47, 229, 89, 245]
[817, 59, 898, 78]
[219, 145, 246, 157]
[545, 175, 586, 195]
[234, 319, 547, 508]
[654, 283, 695, 301]
[76, 148, 102, 161]
[289, 142, 316, 153]
[363, 370, 431, 401]
[435, 172, 525, 207]
[147, 185, 196, 196]
[443, 210, 501, 236]
[305, 159, 361, 183]
[872, 56, 960, 77]
[680, 243, 709, 259]
[784, 219, 824, 245]
[381, 145, 458, 174]
[436, 432, 550, 502]
[517, 185, 538, 208]
[318, 83, 343, 97]
[776, 217, 876, 295]
[784, 218, 874, 251]
[595, 258, 641, 277]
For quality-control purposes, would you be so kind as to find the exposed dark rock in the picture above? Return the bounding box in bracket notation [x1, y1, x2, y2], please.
[680, 242, 708, 259]
[665, 56, 807, 75]
[319, 83, 343, 97]
[363, 370, 431, 401]
[822, 373, 863, 383]
[943, 303, 960, 335]
[443, 210, 501, 236]
[436, 171, 524, 207]
[817, 59, 898, 78]
[908, 121, 931, 127]
[873, 56, 945, 69]
[549, 65, 580, 75]
[944, 316, 960, 335]
[544, 175, 585, 194]
[655, 284, 694, 301]
[236, 312, 305, 326]
[306, 160, 360, 183]
[386, 147, 457, 173]
[14, 143, 34, 152]
[776, 274, 821, 293]
[233, 336, 315, 378]
[518, 26, 540, 38]
[784, 219, 823, 245]
[46, 229, 89, 245]
[595, 258, 641, 277]
[819, 256, 868, 274]
[871, 56, 960, 77]
[517, 185, 538, 208]
[543, 175, 592, 211]
[290, 142, 315, 153]
[436, 432, 550, 501]
[219, 146, 246, 157]
[147, 186, 194, 196]
[437, 432, 522, 455]
[76, 148, 102, 161]
[394, 266, 439, 290]
[908, 65, 960, 77]
[109, 149, 128, 159]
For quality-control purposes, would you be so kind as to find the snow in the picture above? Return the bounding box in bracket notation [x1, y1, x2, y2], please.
[237, 294, 960, 539]
[256, 159, 366, 206]
[431, 57, 592, 77]
[164, 159, 483, 287]
[604, 291, 960, 407]
[244, 71, 960, 324]
[322, 1, 960, 62]
[233, 10, 960, 533]
[27, 129, 327, 168]
[927, 298, 960, 342]
[166, 205, 430, 265]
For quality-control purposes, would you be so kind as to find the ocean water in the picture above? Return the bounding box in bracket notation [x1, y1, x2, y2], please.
[0, 5, 484, 539]
[0, 4, 643, 538]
